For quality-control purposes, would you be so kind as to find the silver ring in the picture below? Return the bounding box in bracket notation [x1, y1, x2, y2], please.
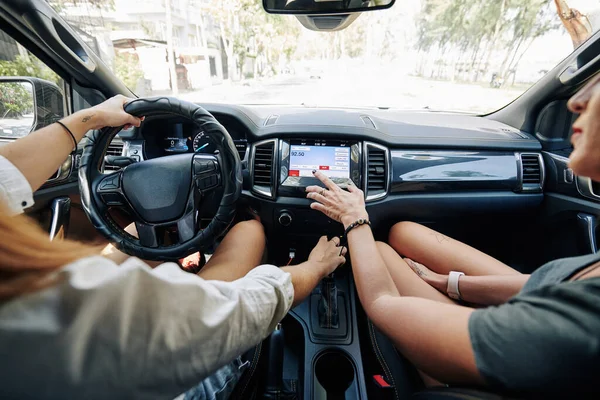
[320, 189, 326, 196]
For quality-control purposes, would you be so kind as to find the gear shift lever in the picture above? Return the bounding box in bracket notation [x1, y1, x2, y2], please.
[318, 274, 339, 329]
[265, 323, 283, 394]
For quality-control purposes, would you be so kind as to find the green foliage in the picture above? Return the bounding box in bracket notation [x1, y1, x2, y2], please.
[343, 20, 367, 58]
[415, 0, 560, 82]
[0, 55, 61, 85]
[0, 82, 34, 118]
[114, 52, 144, 90]
[207, 0, 300, 79]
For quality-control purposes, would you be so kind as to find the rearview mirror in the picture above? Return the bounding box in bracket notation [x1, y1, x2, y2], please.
[0, 77, 64, 139]
[263, 0, 394, 14]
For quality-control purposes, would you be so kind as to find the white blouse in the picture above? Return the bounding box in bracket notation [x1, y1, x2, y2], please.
[0, 156, 293, 399]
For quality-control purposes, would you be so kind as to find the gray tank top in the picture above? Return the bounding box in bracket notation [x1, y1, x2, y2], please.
[469, 252, 600, 397]
[521, 251, 600, 293]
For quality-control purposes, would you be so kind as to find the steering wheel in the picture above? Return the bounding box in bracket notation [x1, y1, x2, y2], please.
[79, 97, 242, 261]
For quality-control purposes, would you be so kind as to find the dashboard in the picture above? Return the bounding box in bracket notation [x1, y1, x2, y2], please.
[114, 104, 545, 235]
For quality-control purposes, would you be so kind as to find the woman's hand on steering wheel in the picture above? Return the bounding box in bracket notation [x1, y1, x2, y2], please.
[306, 170, 369, 229]
[87, 95, 143, 130]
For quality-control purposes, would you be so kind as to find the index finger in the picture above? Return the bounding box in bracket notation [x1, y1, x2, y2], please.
[312, 170, 339, 191]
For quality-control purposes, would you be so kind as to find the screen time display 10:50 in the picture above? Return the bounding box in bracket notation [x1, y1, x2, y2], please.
[288, 145, 350, 179]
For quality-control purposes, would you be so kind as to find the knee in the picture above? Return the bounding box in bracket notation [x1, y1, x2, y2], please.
[235, 220, 265, 243]
[389, 221, 421, 246]
[375, 241, 393, 252]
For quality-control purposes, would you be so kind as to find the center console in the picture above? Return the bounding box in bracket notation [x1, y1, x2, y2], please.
[265, 267, 368, 400]
[249, 138, 366, 239]
[248, 138, 369, 399]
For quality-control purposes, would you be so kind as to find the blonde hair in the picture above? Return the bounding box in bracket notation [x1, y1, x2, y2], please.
[0, 202, 99, 301]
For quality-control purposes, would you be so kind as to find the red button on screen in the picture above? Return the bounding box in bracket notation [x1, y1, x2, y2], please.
[319, 166, 329, 170]
[289, 170, 299, 177]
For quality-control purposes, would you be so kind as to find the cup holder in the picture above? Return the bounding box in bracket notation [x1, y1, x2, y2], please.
[314, 351, 358, 399]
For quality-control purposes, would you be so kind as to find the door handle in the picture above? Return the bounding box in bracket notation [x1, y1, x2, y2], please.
[49, 197, 71, 241]
[577, 213, 598, 254]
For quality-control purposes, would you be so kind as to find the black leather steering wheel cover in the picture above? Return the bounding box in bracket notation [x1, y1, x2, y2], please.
[79, 97, 242, 260]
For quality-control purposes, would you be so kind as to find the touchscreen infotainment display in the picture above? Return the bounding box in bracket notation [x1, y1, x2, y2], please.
[289, 145, 350, 179]
[279, 139, 359, 195]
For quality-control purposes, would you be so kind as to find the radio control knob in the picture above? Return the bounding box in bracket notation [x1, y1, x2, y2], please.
[279, 212, 292, 227]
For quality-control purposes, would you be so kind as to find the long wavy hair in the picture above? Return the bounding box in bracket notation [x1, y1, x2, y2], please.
[0, 202, 98, 301]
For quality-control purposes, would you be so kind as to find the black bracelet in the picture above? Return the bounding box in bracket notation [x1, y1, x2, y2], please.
[56, 121, 78, 153]
[344, 218, 371, 237]
[338, 219, 371, 256]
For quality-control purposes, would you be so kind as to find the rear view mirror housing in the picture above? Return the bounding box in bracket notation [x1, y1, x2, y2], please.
[0, 77, 64, 139]
[263, 0, 394, 15]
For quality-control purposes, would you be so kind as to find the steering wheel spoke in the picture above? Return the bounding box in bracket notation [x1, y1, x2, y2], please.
[177, 209, 196, 242]
[135, 221, 158, 248]
[193, 154, 222, 194]
[96, 170, 127, 207]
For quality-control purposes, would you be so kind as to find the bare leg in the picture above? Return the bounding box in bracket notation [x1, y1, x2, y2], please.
[197, 219, 266, 282]
[380, 222, 518, 388]
[389, 222, 520, 277]
[376, 241, 460, 387]
[376, 241, 456, 304]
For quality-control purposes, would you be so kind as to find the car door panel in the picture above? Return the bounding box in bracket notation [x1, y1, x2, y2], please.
[540, 142, 600, 260]
[0, 15, 113, 243]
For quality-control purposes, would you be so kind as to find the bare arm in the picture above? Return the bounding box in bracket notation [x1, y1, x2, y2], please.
[342, 223, 400, 308]
[445, 274, 529, 305]
[282, 235, 346, 307]
[103, 227, 346, 304]
[405, 258, 530, 305]
[306, 171, 484, 385]
[0, 95, 141, 192]
[306, 171, 399, 309]
[282, 262, 331, 307]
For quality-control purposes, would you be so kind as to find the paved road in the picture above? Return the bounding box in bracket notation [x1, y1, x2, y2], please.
[178, 74, 525, 114]
[0, 114, 35, 138]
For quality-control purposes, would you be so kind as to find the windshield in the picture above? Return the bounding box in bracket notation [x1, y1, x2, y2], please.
[48, 0, 600, 114]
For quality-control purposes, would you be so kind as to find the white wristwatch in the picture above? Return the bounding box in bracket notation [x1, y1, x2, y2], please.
[447, 271, 465, 300]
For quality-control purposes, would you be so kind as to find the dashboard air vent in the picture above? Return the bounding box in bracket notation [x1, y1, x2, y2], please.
[518, 153, 544, 192]
[365, 143, 388, 201]
[252, 140, 275, 197]
[235, 140, 247, 160]
[103, 141, 124, 172]
[522, 155, 541, 184]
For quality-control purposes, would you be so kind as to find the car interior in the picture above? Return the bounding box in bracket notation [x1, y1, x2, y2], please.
[2, 0, 600, 399]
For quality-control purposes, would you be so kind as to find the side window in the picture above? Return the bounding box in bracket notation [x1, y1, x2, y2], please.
[0, 29, 66, 138]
